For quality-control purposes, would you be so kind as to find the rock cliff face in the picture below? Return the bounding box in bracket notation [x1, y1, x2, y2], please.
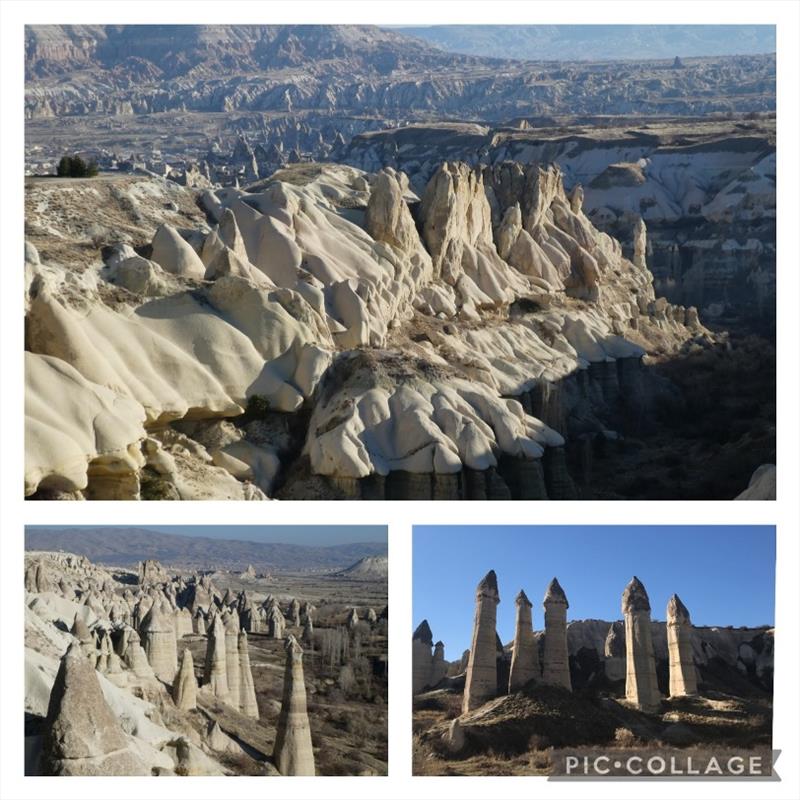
[25, 157, 728, 501]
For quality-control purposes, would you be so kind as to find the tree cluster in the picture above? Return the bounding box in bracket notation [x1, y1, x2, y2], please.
[56, 155, 99, 178]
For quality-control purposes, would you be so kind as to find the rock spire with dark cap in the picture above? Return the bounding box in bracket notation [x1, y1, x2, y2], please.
[621, 575, 651, 613]
[412, 619, 435, 694]
[542, 578, 571, 690]
[622, 576, 661, 712]
[509, 589, 539, 692]
[462, 570, 500, 713]
[666, 593, 698, 697]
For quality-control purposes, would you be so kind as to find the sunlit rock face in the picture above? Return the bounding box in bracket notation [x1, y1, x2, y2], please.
[25, 154, 717, 502]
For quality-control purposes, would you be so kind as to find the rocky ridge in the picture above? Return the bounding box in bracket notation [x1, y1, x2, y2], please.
[25, 156, 715, 500]
[25, 27, 774, 122]
[344, 119, 776, 319]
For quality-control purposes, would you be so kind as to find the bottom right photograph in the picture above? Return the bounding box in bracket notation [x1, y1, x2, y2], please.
[412, 525, 775, 778]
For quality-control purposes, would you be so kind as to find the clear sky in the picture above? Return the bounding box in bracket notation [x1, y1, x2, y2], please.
[26, 525, 386, 547]
[413, 525, 775, 656]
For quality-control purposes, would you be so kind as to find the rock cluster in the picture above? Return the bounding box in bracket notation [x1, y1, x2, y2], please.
[420, 568, 739, 722]
[25, 548, 378, 776]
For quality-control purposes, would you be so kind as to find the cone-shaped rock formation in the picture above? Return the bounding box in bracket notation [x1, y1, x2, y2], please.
[45, 642, 149, 775]
[238, 630, 259, 718]
[273, 635, 315, 776]
[173, 648, 197, 711]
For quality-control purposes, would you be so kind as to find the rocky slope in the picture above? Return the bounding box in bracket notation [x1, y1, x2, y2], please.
[344, 118, 776, 321]
[334, 557, 390, 581]
[25, 155, 726, 500]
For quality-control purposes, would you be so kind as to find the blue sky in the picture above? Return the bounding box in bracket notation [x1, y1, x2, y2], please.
[413, 525, 775, 656]
[27, 525, 386, 546]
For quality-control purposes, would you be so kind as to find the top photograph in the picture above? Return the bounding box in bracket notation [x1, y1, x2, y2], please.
[23, 24, 776, 501]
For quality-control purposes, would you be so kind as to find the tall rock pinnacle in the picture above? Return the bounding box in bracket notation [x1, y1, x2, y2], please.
[462, 570, 500, 713]
[238, 630, 259, 718]
[223, 612, 241, 710]
[509, 589, 539, 692]
[139, 601, 178, 683]
[541, 578, 571, 690]
[666, 593, 698, 697]
[622, 576, 661, 712]
[273, 635, 315, 776]
[172, 648, 197, 711]
[203, 612, 229, 701]
[412, 619, 434, 695]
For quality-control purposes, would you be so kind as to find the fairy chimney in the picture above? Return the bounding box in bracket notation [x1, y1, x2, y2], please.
[622, 577, 661, 712]
[139, 601, 178, 682]
[462, 570, 500, 713]
[542, 578, 571, 690]
[223, 612, 241, 710]
[667, 594, 698, 697]
[173, 649, 197, 711]
[431, 641, 448, 687]
[203, 612, 229, 701]
[603, 621, 626, 682]
[509, 589, 539, 692]
[238, 630, 259, 718]
[412, 620, 434, 695]
[273, 635, 315, 776]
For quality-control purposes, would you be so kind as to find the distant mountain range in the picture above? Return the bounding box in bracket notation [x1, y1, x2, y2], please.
[396, 25, 776, 61]
[25, 527, 387, 572]
[24, 24, 490, 80]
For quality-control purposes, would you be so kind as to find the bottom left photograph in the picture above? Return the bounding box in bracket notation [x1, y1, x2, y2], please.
[23, 524, 389, 777]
